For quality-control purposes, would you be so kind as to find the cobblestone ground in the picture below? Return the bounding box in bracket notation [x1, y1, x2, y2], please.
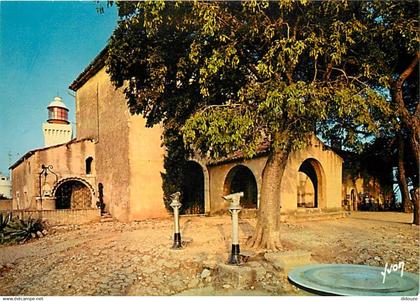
[0, 212, 418, 296]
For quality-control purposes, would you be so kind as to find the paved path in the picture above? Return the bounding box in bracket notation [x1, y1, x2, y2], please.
[0, 212, 418, 296]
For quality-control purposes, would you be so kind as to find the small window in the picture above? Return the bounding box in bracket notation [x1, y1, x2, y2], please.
[86, 157, 93, 174]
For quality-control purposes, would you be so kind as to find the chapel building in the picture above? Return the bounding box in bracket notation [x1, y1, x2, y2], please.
[9, 49, 356, 222]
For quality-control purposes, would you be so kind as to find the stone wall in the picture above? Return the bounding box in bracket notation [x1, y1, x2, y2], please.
[11, 139, 96, 211]
[75, 67, 167, 221]
[128, 116, 168, 220]
[11, 154, 38, 210]
[0, 200, 12, 211]
[8, 209, 100, 225]
[76, 67, 130, 221]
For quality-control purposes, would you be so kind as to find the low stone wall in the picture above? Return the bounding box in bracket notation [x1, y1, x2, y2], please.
[0, 200, 12, 211]
[1, 208, 101, 225]
[212, 207, 347, 222]
[280, 208, 349, 222]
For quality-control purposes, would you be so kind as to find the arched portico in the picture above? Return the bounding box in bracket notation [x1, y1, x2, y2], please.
[182, 161, 210, 214]
[297, 158, 326, 209]
[52, 177, 95, 209]
[223, 165, 258, 209]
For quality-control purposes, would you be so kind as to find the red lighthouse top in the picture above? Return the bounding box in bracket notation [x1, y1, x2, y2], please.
[47, 96, 69, 124]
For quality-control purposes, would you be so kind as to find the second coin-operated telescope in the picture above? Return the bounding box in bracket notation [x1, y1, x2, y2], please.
[223, 192, 243, 265]
[170, 192, 182, 249]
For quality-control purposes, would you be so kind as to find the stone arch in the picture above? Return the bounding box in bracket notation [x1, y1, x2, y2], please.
[297, 158, 326, 209]
[223, 164, 258, 209]
[52, 177, 95, 210]
[182, 160, 209, 214]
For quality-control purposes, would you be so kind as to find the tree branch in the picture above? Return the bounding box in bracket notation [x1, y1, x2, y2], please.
[348, 76, 370, 89]
[312, 58, 318, 83]
[396, 52, 419, 88]
[332, 67, 349, 82]
[198, 103, 242, 114]
[392, 52, 420, 126]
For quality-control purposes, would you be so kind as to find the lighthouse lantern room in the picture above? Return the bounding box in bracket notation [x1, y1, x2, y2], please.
[42, 96, 73, 147]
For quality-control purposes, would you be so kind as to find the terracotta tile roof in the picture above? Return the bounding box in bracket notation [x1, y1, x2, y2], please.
[207, 139, 270, 166]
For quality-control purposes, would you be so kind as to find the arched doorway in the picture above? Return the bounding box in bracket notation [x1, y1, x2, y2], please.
[182, 161, 205, 214]
[297, 158, 325, 208]
[224, 165, 258, 208]
[54, 180, 92, 209]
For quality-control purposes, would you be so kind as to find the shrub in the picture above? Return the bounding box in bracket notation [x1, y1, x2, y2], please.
[0, 214, 44, 244]
[0, 212, 12, 243]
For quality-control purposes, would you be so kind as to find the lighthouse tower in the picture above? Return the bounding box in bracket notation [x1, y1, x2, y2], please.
[42, 96, 73, 147]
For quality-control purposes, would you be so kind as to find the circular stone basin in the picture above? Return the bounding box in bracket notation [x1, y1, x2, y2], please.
[288, 264, 419, 296]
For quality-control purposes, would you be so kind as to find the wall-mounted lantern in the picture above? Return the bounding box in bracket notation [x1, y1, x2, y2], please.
[38, 164, 58, 210]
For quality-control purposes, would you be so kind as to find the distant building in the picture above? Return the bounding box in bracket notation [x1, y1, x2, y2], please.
[42, 96, 72, 147]
[340, 150, 395, 211]
[0, 172, 12, 199]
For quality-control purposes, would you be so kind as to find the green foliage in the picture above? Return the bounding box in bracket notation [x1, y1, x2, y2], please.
[160, 123, 188, 211]
[355, 1, 419, 187]
[177, 1, 392, 156]
[107, 1, 231, 204]
[106, 1, 403, 203]
[0, 212, 12, 233]
[0, 213, 45, 244]
[354, 1, 419, 118]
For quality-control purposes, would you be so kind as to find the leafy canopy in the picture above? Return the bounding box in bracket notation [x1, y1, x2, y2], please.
[107, 0, 391, 159]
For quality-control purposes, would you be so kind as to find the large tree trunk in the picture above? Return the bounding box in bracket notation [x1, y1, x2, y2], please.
[391, 54, 420, 223]
[397, 135, 412, 213]
[412, 188, 419, 225]
[247, 149, 289, 250]
[408, 120, 420, 170]
[391, 53, 420, 170]
[351, 180, 360, 211]
[401, 108, 420, 172]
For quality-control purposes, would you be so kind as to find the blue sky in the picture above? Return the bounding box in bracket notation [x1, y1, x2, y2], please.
[0, 1, 117, 175]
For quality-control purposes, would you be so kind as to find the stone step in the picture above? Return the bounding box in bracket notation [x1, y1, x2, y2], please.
[215, 263, 254, 289]
[296, 208, 322, 214]
[214, 251, 317, 289]
[281, 211, 349, 222]
[264, 251, 314, 273]
[100, 213, 114, 223]
[100, 218, 114, 223]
